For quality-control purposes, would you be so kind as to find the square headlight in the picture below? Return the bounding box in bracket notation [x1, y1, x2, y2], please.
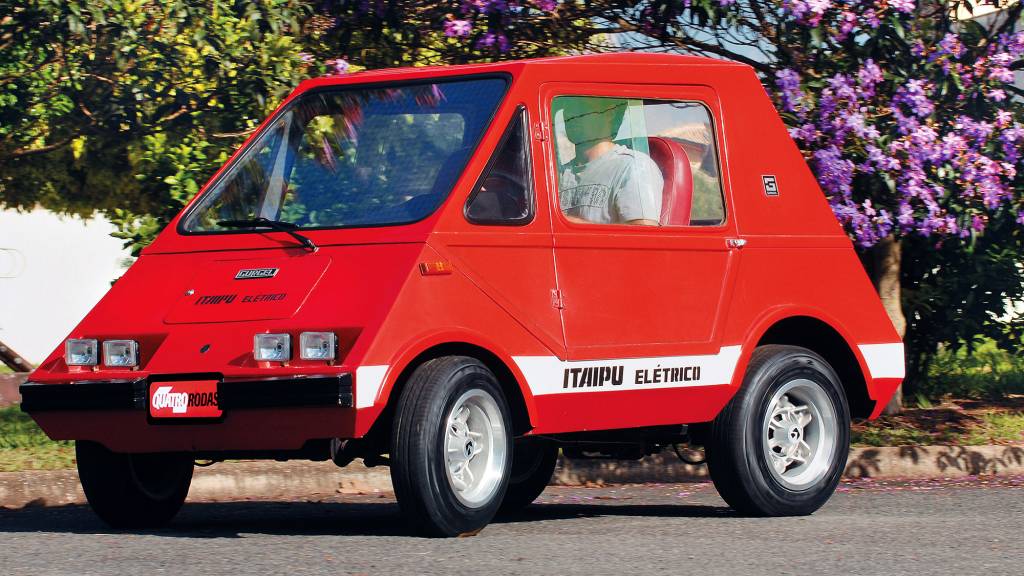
[65, 339, 99, 366]
[300, 332, 336, 360]
[254, 333, 291, 362]
[103, 340, 139, 367]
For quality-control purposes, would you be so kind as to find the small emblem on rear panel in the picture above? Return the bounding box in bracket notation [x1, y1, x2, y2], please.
[762, 175, 779, 197]
[235, 267, 279, 280]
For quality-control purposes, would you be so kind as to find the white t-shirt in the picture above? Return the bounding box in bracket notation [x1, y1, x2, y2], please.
[559, 144, 663, 224]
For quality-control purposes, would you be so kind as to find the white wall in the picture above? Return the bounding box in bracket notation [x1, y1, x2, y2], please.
[0, 208, 130, 365]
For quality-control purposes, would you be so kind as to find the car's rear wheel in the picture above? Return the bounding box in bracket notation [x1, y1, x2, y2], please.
[76, 441, 194, 528]
[706, 345, 850, 516]
[498, 438, 559, 514]
[390, 356, 512, 537]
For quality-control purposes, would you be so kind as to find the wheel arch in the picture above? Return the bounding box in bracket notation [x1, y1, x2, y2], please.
[375, 340, 536, 439]
[751, 314, 873, 419]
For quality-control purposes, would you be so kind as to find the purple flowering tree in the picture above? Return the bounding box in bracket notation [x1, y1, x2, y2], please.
[12, 2, 1015, 407]
[752, 3, 1024, 409]
[315, 1, 1024, 409]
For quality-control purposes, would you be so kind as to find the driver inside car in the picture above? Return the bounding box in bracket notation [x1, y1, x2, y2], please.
[557, 98, 663, 226]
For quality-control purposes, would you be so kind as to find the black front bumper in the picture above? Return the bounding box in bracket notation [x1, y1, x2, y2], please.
[20, 374, 353, 412]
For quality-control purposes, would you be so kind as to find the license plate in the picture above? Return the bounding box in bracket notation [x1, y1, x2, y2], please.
[149, 380, 222, 419]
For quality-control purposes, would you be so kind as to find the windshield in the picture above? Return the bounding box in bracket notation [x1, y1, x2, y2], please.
[182, 76, 508, 232]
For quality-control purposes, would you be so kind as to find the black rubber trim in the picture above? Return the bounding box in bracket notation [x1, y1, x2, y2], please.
[20, 379, 147, 412]
[218, 374, 353, 409]
[20, 374, 353, 412]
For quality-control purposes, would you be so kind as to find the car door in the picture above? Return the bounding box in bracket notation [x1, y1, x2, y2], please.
[542, 82, 741, 365]
[434, 104, 566, 356]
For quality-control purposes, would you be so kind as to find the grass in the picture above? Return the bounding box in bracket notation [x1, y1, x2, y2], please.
[0, 406, 75, 472]
[922, 340, 1024, 400]
[853, 399, 1024, 447]
[963, 412, 1024, 445]
[852, 425, 940, 447]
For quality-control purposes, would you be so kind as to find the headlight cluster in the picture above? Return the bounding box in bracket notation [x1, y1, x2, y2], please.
[65, 339, 139, 367]
[254, 332, 336, 362]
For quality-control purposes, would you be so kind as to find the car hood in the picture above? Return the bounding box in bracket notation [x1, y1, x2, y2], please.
[29, 243, 423, 380]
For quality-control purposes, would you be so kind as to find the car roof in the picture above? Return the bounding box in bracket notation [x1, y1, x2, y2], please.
[296, 52, 748, 92]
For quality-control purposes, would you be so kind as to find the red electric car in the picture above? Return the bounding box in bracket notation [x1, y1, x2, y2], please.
[22, 53, 904, 536]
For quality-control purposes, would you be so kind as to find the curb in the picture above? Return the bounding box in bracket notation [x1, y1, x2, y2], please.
[3, 445, 1023, 509]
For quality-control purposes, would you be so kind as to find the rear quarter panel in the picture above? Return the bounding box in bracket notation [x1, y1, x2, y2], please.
[715, 68, 904, 415]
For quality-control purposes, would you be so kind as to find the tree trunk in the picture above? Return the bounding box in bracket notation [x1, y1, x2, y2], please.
[870, 236, 907, 415]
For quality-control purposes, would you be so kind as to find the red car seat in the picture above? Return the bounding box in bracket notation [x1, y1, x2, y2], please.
[647, 136, 694, 226]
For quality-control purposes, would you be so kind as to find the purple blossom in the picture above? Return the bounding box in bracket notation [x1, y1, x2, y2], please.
[476, 32, 510, 52]
[790, 123, 817, 141]
[298, 52, 314, 64]
[807, 0, 832, 16]
[937, 33, 965, 59]
[827, 73, 857, 100]
[813, 145, 856, 197]
[325, 58, 350, 75]
[893, 79, 934, 118]
[989, 66, 1015, 83]
[536, 0, 558, 10]
[858, 59, 883, 90]
[890, 0, 915, 13]
[775, 69, 804, 112]
[444, 19, 473, 38]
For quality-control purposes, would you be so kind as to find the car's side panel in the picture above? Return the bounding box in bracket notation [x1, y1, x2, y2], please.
[722, 245, 904, 417]
[353, 243, 558, 437]
[433, 95, 565, 356]
[712, 67, 903, 418]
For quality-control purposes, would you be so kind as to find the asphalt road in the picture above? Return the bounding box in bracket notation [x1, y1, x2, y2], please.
[2, 477, 1022, 576]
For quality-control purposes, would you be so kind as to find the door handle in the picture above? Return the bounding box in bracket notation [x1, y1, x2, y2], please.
[726, 238, 747, 249]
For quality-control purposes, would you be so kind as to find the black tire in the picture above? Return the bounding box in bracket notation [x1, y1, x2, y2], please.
[498, 438, 559, 514]
[76, 441, 194, 529]
[706, 345, 850, 516]
[390, 356, 513, 537]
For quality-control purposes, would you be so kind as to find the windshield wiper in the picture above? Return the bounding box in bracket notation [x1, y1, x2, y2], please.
[217, 217, 318, 252]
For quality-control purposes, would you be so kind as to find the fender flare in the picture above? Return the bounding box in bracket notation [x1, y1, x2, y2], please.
[366, 328, 540, 431]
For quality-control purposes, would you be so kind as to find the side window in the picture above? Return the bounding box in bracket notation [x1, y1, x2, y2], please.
[551, 96, 725, 227]
[643, 101, 725, 226]
[465, 107, 533, 225]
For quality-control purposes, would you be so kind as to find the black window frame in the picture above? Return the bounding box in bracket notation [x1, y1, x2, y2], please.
[463, 105, 536, 227]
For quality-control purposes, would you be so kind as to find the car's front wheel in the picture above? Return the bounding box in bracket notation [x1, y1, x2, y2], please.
[76, 441, 194, 528]
[390, 356, 512, 537]
[706, 345, 850, 516]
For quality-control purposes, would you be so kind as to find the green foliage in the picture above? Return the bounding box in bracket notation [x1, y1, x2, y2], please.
[964, 411, 1024, 445]
[0, 406, 75, 471]
[851, 425, 939, 447]
[921, 339, 1024, 400]
[0, 0, 313, 253]
[901, 213, 1024, 394]
[0, 2, 576, 255]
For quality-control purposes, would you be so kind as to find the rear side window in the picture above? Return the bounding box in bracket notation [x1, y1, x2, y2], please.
[465, 107, 533, 225]
[551, 96, 725, 227]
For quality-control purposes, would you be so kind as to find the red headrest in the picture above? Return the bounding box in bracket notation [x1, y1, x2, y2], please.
[647, 137, 693, 226]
